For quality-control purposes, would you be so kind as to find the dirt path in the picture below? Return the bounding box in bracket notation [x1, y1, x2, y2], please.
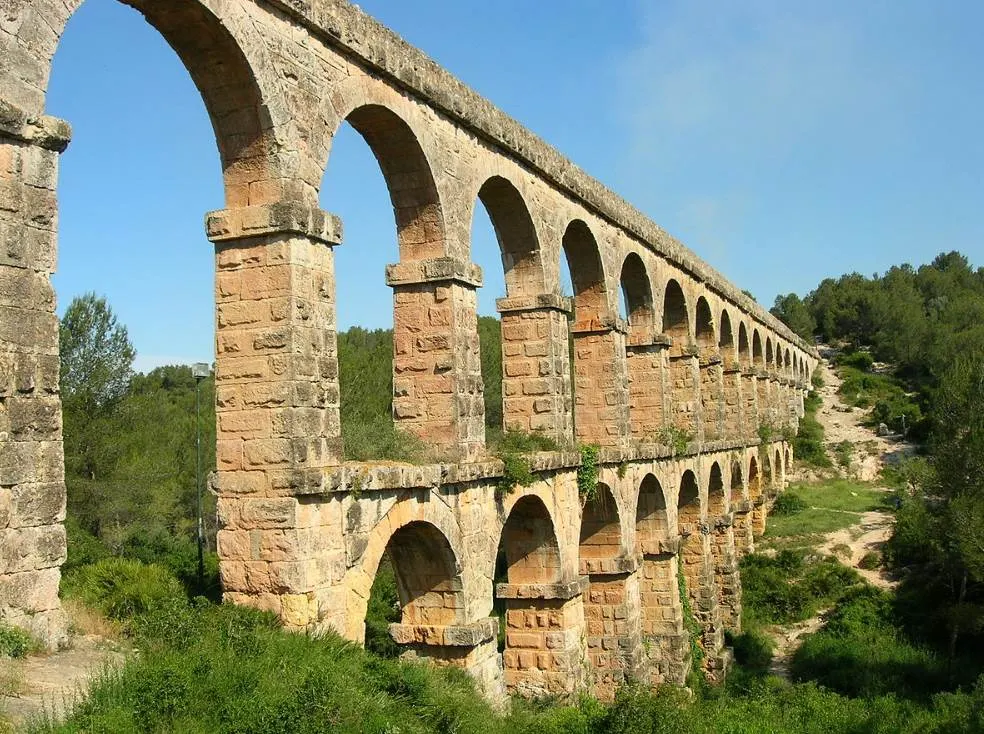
[1, 618, 128, 730]
[769, 351, 908, 678]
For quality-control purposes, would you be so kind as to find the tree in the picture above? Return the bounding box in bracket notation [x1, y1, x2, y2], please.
[770, 293, 816, 341]
[60, 292, 136, 416]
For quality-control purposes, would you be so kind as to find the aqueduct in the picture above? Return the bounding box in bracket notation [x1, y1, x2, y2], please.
[0, 0, 817, 700]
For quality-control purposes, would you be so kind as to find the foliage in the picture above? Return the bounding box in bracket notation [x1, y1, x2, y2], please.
[0, 624, 38, 659]
[728, 627, 775, 673]
[833, 440, 854, 468]
[59, 292, 135, 418]
[61, 558, 186, 622]
[577, 444, 601, 500]
[858, 551, 881, 570]
[770, 292, 816, 341]
[676, 563, 704, 677]
[364, 556, 401, 658]
[835, 349, 874, 372]
[762, 480, 885, 544]
[793, 392, 832, 468]
[489, 429, 559, 494]
[771, 491, 807, 516]
[740, 550, 861, 627]
[656, 426, 692, 456]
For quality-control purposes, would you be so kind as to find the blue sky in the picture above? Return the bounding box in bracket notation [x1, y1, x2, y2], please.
[48, 0, 983, 372]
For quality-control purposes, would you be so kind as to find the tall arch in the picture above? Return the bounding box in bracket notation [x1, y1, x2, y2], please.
[476, 175, 543, 297]
[719, 311, 735, 358]
[695, 297, 715, 350]
[765, 337, 775, 368]
[636, 474, 670, 551]
[338, 104, 446, 261]
[752, 329, 764, 368]
[738, 322, 751, 368]
[563, 220, 608, 323]
[661, 279, 689, 342]
[707, 462, 725, 518]
[580, 483, 623, 562]
[620, 253, 655, 338]
[498, 496, 561, 585]
[381, 521, 464, 628]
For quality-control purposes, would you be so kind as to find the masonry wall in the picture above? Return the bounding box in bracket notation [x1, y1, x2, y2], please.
[0, 0, 818, 699]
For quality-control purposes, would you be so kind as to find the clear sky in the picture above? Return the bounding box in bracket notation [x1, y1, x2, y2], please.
[47, 0, 983, 373]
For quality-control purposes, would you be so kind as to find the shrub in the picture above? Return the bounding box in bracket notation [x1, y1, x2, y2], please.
[62, 558, 186, 622]
[730, 628, 775, 673]
[838, 350, 875, 371]
[834, 441, 854, 468]
[0, 623, 37, 658]
[772, 492, 808, 516]
[858, 552, 880, 570]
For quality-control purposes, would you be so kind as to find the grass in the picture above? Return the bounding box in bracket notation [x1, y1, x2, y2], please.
[0, 623, 39, 659]
[762, 480, 886, 546]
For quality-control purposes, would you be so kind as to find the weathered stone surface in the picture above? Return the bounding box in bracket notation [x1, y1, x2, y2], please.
[1, 0, 820, 694]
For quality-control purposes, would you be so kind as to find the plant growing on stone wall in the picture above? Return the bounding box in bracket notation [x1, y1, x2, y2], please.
[676, 565, 705, 681]
[577, 444, 601, 500]
[657, 426, 692, 457]
[617, 461, 628, 480]
[781, 425, 797, 443]
[490, 429, 559, 495]
[758, 421, 776, 443]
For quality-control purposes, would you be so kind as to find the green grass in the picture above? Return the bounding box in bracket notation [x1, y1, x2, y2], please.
[0, 623, 39, 659]
[761, 480, 887, 549]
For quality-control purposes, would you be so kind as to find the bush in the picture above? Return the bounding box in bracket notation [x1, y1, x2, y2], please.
[858, 552, 880, 570]
[838, 350, 875, 372]
[0, 623, 37, 658]
[772, 492, 808, 516]
[730, 628, 775, 673]
[62, 558, 186, 622]
[834, 441, 854, 468]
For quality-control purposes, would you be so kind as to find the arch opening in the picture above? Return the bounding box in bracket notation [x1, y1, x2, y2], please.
[580, 483, 623, 561]
[708, 463, 725, 518]
[562, 220, 607, 323]
[662, 279, 689, 342]
[636, 474, 669, 551]
[619, 253, 655, 339]
[695, 297, 715, 350]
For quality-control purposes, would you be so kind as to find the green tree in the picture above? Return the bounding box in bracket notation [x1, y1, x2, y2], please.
[771, 292, 816, 340]
[60, 292, 136, 416]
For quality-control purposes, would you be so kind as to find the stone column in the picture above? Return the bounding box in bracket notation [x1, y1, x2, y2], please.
[698, 351, 724, 443]
[756, 369, 772, 431]
[391, 618, 504, 700]
[742, 369, 759, 442]
[752, 497, 768, 537]
[0, 107, 71, 648]
[668, 346, 701, 440]
[679, 522, 726, 676]
[710, 514, 742, 632]
[386, 258, 484, 461]
[496, 578, 589, 698]
[579, 555, 643, 700]
[625, 334, 670, 442]
[732, 500, 754, 557]
[722, 362, 744, 441]
[571, 318, 630, 447]
[208, 202, 344, 631]
[638, 536, 690, 686]
[496, 294, 573, 445]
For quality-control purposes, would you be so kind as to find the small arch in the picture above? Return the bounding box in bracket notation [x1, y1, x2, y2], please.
[730, 460, 744, 501]
[752, 329, 764, 368]
[765, 337, 775, 367]
[380, 521, 463, 627]
[748, 456, 761, 500]
[785, 347, 793, 377]
[497, 496, 562, 586]
[662, 279, 689, 340]
[708, 462, 725, 517]
[677, 470, 701, 531]
[776, 346, 785, 371]
[563, 220, 608, 321]
[636, 474, 669, 550]
[620, 252, 655, 337]
[476, 175, 543, 297]
[774, 448, 783, 485]
[738, 322, 750, 368]
[695, 296, 715, 349]
[340, 104, 446, 261]
[719, 310, 735, 354]
[580, 483, 622, 560]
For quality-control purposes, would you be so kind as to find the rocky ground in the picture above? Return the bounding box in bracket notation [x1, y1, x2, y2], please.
[0, 603, 128, 730]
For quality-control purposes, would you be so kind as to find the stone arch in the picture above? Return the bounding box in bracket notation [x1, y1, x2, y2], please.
[774, 447, 784, 487]
[381, 521, 464, 627]
[497, 495, 562, 585]
[331, 103, 446, 261]
[748, 455, 761, 501]
[707, 462, 725, 517]
[737, 322, 751, 368]
[620, 252, 655, 338]
[580, 483, 623, 561]
[765, 337, 775, 368]
[785, 348, 793, 377]
[636, 473, 670, 552]
[695, 296, 715, 350]
[661, 278, 689, 342]
[16, 0, 294, 205]
[719, 310, 735, 359]
[677, 470, 701, 532]
[475, 175, 544, 297]
[776, 345, 785, 371]
[347, 497, 466, 641]
[752, 329, 764, 368]
[562, 219, 608, 322]
[730, 460, 744, 502]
